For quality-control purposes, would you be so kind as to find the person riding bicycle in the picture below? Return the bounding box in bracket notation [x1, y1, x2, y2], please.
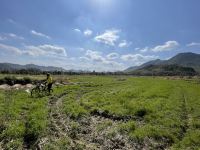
[46, 73, 53, 93]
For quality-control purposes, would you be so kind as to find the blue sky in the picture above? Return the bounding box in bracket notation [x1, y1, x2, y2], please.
[0, 0, 200, 71]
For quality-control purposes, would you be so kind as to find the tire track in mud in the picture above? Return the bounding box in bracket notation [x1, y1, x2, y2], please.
[37, 92, 72, 149]
[37, 91, 100, 149]
[37, 89, 140, 149]
[48, 93, 69, 136]
[74, 92, 139, 150]
[180, 93, 190, 139]
[90, 109, 143, 122]
[78, 115, 137, 150]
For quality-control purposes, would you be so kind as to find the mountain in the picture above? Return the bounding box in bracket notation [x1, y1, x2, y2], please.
[132, 64, 197, 76]
[0, 63, 65, 72]
[166, 52, 200, 72]
[125, 52, 200, 74]
[125, 59, 164, 72]
[140, 59, 164, 68]
[124, 66, 139, 72]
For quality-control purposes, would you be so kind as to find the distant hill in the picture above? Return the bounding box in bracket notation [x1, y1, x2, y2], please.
[125, 52, 200, 74]
[0, 63, 65, 72]
[165, 52, 200, 72]
[124, 59, 164, 72]
[132, 64, 197, 76]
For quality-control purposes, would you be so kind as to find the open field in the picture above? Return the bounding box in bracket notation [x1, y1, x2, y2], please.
[0, 75, 200, 149]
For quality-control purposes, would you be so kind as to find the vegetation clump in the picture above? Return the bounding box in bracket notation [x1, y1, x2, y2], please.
[0, 76, 33, 85]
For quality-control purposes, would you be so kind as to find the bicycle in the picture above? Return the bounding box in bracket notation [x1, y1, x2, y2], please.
[31, 82, 53, 97]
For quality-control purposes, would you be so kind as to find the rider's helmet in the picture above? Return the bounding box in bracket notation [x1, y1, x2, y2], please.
[47, 73, 50, 77]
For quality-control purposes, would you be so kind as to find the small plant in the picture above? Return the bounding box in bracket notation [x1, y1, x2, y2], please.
[134, 108, 149, 118]
[117, 121, 135, 134]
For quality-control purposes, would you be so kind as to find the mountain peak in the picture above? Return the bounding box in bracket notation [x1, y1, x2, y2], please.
[125, 52, 200, 73]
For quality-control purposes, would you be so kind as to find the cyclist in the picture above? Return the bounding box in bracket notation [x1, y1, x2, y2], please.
[46, 73, 53, 93]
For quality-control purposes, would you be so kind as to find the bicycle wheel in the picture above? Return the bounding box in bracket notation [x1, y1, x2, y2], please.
[31, 88, 40, 97]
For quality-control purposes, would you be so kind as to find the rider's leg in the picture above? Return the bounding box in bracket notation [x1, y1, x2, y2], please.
[48, 83, 52, 93]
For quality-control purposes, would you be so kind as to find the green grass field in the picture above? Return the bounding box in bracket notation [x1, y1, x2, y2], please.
[0, 75, 200, 149]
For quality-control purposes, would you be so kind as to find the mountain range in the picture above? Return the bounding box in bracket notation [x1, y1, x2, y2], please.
[125, 52, 200, 75]
[0, 63, 65, 72]
[0, 52, 200, 75]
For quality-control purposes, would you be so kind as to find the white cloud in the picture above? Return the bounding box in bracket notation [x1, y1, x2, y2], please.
[24, 44, 67, 56]
[84, 29, 93, 36]
[79, 56, 90, 61]
[7, 33, 24, 40]
[74, 28, 81, 33]
[0, 43, 22, 54]
[74, 28, 93, 37]
[94, 29, 120, 46]
[83, 50, 124, 70]
[135, 41, 179, 53]
[186, 42, 200, 47]
[152, 41, 179, 52]
[106, 53, 119, 60]
[85, 50, 104, 62]
[0, 43, 66, 57]
[139, 47, 149, 53]
[118, 40, 132, 48]
[134, 47, 140, 51]
[30, 30, 50, 39]
[0, 33, 24, 41]
[121, 54, 158, 65]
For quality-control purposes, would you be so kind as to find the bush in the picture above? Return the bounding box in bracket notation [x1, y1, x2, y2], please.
[0, 76, 33, 85]
[23, 77, 32, 84]
[4, 76, 16, 85]
[134, 108, 149, 118]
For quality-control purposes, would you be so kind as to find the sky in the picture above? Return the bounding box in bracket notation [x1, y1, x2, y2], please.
[0, 0, 200, 71]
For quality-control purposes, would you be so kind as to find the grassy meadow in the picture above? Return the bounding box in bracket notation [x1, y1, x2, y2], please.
[0, 75, 200, 149]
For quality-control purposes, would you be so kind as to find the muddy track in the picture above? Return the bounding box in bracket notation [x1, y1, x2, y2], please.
[37, 91, 139, 149]
[37, 92, 72, 149]
[48, 93, 70, 137]
[78, 115, 139, 150]
[180, 93, 189, 138]
[37, 92, 100, 149]
[90, 109, 142, 122]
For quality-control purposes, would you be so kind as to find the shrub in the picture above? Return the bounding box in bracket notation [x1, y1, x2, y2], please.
[23, 77, 32, 84]
[134, 108, 149, 118]
[4, 76, 16, 85]
[0, 76, 33, 85]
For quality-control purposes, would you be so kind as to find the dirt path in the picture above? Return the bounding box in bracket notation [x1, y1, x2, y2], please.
[179, 93, 190, 140]
[37, 92, 99, 149]
[37, 93, 72, 149]
[36, 90, 139, 149]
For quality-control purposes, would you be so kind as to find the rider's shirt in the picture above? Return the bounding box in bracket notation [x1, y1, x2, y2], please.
[47, 76, 53, 84]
